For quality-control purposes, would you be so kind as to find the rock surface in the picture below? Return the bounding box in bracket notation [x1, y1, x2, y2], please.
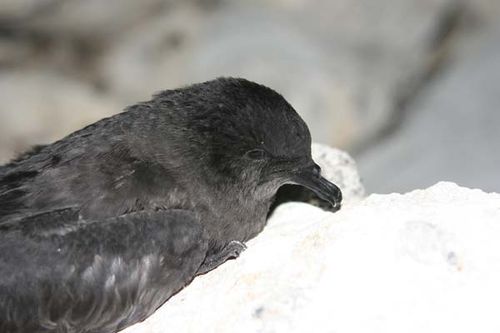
[311, 143, 365, 204]
[120, 166, 500, 332]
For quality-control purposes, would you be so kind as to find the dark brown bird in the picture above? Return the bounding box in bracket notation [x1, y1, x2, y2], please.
[0, 78, 341, 332]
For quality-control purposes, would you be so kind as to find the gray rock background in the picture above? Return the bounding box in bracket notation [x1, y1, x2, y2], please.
[358, 21, 500, 193]
[0, 0, 499, 193]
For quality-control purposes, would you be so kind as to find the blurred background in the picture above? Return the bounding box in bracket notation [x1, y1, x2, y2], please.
[0, 0, 498, 194]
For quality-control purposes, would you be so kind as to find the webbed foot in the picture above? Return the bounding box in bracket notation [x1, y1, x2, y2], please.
[196, 240, 247, 275]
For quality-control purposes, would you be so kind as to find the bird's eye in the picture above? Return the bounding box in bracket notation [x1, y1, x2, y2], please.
[245, 149, 267, 160]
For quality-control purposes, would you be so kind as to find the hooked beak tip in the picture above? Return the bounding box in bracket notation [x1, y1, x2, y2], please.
[292, 165, 343, 211]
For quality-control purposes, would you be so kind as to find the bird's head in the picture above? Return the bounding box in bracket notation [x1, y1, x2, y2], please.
[153, 78, 342, 210]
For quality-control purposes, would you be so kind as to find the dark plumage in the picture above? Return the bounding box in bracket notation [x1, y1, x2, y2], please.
[0, 78, 342, 332]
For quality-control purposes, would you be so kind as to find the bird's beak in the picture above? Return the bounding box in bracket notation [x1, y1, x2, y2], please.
[291, 163, 342, 210]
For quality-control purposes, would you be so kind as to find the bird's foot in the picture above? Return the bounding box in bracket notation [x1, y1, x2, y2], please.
[221, 240, 247, 259]
[196, 240, 247, 275]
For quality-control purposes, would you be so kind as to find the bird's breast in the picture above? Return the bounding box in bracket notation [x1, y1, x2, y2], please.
[203, 200, 270, 248]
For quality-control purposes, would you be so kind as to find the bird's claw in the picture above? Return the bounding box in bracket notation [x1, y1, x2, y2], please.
[224, 240, 247, 259]
[196, 240, 247, 275]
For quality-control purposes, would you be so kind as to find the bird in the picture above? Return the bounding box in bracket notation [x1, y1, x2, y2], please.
[0, 77, 342, 333]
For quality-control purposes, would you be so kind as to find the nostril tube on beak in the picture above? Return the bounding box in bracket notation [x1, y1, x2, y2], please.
[312, 164, 321, 178]
[290, 162, 342, 210]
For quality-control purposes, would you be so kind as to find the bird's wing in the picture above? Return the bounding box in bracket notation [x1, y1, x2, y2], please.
[0, 206, 81, 234]
[0, 142, 191, 224]
[0, 168, 41, 222]
[0, 209, 208, 333]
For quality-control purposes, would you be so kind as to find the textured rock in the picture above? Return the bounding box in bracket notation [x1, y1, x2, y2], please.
[312, 143, 365, 204]
[122, 181, 500, 333]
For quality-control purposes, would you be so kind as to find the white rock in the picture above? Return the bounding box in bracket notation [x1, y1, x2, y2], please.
[312, 143, 365, 204]
[121, 181, 500, 333]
